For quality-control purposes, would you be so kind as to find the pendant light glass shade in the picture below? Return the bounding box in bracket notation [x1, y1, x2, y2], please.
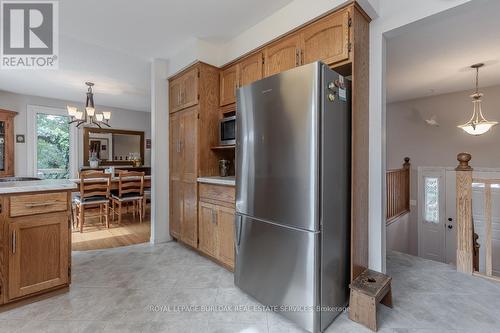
[102, 111, 111, 120]
[67, 106, 77, 116]
[458, 64, 498, 135]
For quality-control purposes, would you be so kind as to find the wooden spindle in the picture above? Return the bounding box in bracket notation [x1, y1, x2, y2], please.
[484, 182, 493, 276]
[456, 153, 473, 274]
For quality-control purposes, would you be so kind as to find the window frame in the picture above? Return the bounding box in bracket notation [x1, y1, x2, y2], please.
[27, 105, 78, 179]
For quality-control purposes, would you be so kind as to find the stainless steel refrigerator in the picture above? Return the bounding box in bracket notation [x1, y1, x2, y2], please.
[234, 62, 351, 333]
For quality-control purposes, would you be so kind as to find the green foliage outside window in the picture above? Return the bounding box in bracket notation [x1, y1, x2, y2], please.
[36, 113, 70, 179]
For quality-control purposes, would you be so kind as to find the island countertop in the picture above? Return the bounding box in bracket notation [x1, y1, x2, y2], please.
[0, 179, 77, 194]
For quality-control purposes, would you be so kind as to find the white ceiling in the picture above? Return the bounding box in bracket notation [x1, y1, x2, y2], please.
[0, 0, 293, 111]
[386, 0, 500, 103]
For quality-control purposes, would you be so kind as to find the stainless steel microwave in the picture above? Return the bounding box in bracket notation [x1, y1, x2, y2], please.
[219, 116, 236, 146]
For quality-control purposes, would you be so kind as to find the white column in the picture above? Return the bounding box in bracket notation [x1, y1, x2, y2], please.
[368, 23, 386, 272]
[150, 58, 171, 244]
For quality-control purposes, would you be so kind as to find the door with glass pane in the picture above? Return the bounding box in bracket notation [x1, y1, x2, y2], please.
[30, 107, 75, 179]
[418, 168, 446, 262]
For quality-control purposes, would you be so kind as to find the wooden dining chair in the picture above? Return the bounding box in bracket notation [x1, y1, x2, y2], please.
[74, 171, 112, 233]
[110, 171, 145, 224]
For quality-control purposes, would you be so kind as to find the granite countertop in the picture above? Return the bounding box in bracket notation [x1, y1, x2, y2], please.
[0, 179, 77, 194]
[197, 176, 236, 186]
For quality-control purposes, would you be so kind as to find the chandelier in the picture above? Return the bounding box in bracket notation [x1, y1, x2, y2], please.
[457, 63, 497, 136]
[67, 82, 111, 127]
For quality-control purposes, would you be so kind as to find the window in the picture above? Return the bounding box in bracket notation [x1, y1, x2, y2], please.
[27, 106, 77, 179]
[424, 177, 439, 223]
[36, 113, 71, 179]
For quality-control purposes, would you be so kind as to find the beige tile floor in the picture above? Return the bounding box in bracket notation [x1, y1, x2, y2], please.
[0, 242, 499, 333]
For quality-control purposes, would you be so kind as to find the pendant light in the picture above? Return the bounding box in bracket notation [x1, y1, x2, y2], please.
[457, 63, 497, 136]
[67, 82, 111, 128]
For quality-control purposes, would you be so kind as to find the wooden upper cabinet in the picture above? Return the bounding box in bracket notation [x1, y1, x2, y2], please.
[0, 110, 16, 177]
[181, 68, 199, 109]
[239, 52, 263, 87]
[8, 214, 69, 300]
[169, 68, 199, 113]
[219, 65, 239, 106]
[301, 9, 350, 66]
[169, 78, 183, 113]
[264, 34, 302, 77]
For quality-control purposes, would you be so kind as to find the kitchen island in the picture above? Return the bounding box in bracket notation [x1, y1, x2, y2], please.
[0, 179, 76, 309]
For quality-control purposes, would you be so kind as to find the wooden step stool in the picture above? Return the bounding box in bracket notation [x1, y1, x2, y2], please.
[348, 269, 393, 332]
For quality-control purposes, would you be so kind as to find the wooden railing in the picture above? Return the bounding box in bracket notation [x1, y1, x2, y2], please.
[386, 157, 410, 222]
[455, 152, 499, 281]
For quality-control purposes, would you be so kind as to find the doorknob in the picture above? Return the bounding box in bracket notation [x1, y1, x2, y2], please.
[447, 225, 453, 230]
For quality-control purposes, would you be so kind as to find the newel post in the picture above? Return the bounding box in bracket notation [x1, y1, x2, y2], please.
[403, 157, 410, 169]
[455, 153, 473, 274]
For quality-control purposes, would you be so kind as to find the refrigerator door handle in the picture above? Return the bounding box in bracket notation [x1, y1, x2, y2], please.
[234, 214, 243, 254]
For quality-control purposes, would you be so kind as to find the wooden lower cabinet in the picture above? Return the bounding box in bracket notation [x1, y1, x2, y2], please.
[198, 201, 217, 257]
[169, 180, 182, 239]
[216, 206, 235, 268]
[0, 191, 71, 306]
[198, 184, 235, 270]
[8, 213, 69, 300]
[181, 182, 198, 248]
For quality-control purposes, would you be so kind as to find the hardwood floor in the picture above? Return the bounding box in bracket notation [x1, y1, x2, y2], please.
[71, 207, 150, 251]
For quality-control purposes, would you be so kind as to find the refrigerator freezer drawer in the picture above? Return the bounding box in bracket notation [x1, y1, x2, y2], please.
[234, 215, 320, 332]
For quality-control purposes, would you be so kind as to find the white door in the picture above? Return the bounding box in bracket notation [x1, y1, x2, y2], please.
[418, 168, 446, 262]
[445, 170, 457, 265]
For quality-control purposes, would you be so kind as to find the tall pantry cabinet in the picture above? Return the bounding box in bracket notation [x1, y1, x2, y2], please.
[168, 62, 220, 247]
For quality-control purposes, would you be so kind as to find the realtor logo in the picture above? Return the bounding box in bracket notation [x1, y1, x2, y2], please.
[1, 1, 58, 69]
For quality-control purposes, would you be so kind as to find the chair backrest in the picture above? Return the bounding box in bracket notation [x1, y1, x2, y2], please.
[79, 170, 111, 199]
[118, 171, 144, 197]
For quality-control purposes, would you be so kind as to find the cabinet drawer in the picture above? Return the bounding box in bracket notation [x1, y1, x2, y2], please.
[199, 184, 235, 203]
[10, 192, 68, 217]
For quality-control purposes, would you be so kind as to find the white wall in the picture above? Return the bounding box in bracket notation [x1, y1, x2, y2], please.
[386, 84, 500, 255]
[0, 90, 151, 176]
[387, 85, 500, 170]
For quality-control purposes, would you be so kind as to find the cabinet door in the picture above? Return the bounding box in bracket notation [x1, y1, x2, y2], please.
[181, 68, 199, 109]
[169, 112, 183, 239]
[217, 206, 235, 269]
[181, 107, 198, 183]
[181, 182, 198, 248]
[301, 10, 350, 66]
[169, 179, 182, 239]
[263, 34, 302, 77]
[8, 213, 69, 300]
[198, 202, 217, 257]
[239, 52, 263, 87]
[179, 107, 199, 247]
[219, 64, 239, 106]
[169, 78, 183, 113]
[169, 112, 182, 181]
